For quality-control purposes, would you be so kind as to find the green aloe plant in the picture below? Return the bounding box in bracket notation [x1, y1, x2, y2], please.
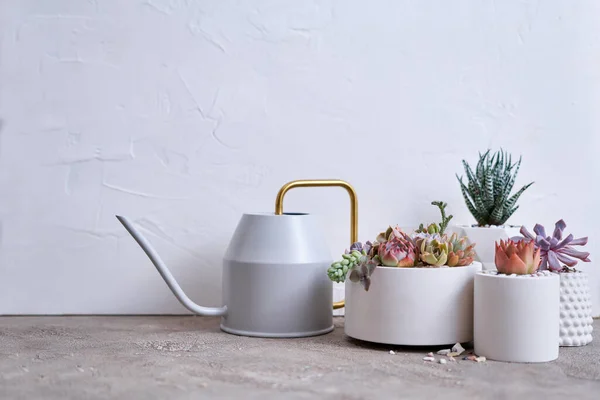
[457, 149, 533, 226]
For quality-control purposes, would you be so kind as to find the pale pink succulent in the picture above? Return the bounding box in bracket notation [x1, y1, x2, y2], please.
[495, 239, 541, 275]
[378, 229, 418, 268]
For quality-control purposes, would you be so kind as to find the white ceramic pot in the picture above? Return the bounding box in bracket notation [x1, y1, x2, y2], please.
[449, 225, 521, 271]
[559, 271, 593, 346]
[344, 262, 481, 346]
[474, 272, 560, 362]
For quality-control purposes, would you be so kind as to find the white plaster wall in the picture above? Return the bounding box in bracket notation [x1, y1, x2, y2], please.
[1, 0, 599, 316]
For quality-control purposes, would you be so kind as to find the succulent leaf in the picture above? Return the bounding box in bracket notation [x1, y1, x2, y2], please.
[328, 241, 371, 283]
[348, 257, 378, 291]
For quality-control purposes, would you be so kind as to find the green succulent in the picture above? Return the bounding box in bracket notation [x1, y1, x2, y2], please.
[419, 237, 449, 267]
[457, 149, 533, 226]
[446, 232, 476, 267]
[415, 201, 453, 236]
[328, 249, 365, 283]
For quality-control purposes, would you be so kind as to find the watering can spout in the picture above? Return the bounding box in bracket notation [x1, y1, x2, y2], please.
[116, 216, 227, 317]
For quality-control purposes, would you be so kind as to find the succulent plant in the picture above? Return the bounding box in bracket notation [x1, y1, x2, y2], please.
[369, 226, 406, 259]
[415, 201, 453, 236]
[418, 237, 449, 267]
[379, 228, 418, 267]
[457, 149, 533, 226]
[446, 232, 476, 267]
[327, 242, 372, 283]
[495, 238, 541, 275]
[373, 225, 395, 249]
[348, 256, 378, 291]
[329, 213, 478, 285]
[349, 241, 373, 255]
[518, 220, 590, 272]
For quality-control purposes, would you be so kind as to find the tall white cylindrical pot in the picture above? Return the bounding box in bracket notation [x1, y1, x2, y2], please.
[559, 272, 593, 346]
[474, 272, 560, 362]
[345, 262, 481, 346]
[449, 226, 521, 271]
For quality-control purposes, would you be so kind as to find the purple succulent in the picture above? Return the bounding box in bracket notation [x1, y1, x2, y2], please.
[518, 219, 590, 272]
[348, 241, 373, 256]
[348, 257, 378, 291]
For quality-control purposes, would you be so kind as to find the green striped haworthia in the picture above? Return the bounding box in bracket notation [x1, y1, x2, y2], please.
[456, 149, 533, 226]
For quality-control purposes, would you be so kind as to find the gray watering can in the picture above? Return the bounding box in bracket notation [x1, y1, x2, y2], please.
[117, 179, 357, 338]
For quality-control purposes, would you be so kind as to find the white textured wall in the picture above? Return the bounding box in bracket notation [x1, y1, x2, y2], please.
[1, 1, 599, 315]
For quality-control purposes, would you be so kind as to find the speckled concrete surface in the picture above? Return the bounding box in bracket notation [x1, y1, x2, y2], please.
[0, 317, 599, 399]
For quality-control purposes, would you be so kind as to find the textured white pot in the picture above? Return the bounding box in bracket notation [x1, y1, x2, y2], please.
[474, 272, 560, 363]
[345, 262, 481, 346]
[559, 272, 593, 346]
[449, 225, 521, 271]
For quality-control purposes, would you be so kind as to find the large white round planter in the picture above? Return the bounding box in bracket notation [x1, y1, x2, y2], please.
[345, 262, 481, 346]
[449, 225, 521, 271]
[474, 272, 560, 363]
[559, 272, 593, 347]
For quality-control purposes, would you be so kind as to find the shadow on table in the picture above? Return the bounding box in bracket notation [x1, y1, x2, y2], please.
[343, 335, 474, 354]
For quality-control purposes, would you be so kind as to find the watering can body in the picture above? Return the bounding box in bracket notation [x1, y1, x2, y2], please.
[221, 213, 333, 337]
[118, 179, 356, 338]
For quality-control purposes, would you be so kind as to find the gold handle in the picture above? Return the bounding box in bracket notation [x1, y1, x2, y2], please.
[275, 179, 357, 310]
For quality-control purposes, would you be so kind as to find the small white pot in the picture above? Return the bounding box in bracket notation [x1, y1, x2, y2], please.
[345, 262, 481, 346]
[559, 271, 593, 346]
[450, 225, 521, 271]
[474, 271, 560, 363]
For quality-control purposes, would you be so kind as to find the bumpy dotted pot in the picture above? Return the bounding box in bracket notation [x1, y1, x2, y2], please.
[559, 272, 593, 347]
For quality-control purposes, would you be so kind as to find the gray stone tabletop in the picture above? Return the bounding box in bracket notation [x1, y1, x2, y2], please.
[1, 317, 599, 399]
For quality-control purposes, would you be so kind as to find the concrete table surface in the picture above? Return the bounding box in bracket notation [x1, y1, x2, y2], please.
[0, 317, 599, 400]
